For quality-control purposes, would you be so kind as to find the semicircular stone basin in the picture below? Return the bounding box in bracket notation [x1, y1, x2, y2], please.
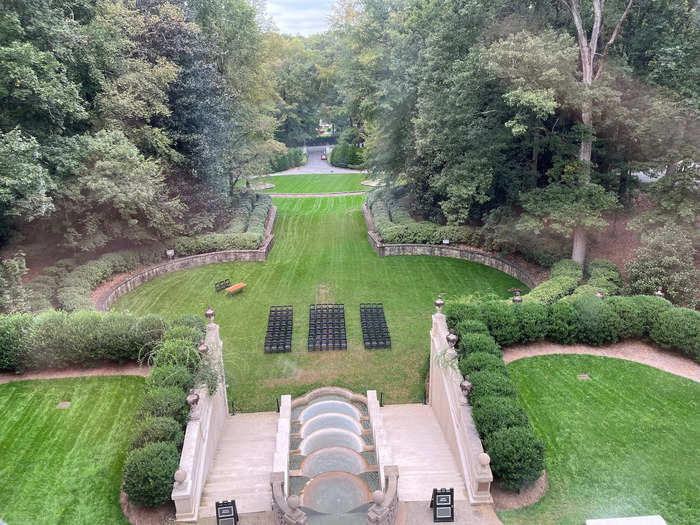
[301, 446, 369, 477]
[300, 400, 360, 423]
[300, 428, 364, 455]
[301, 413, 362, 438]
[301, 471, 371, 515]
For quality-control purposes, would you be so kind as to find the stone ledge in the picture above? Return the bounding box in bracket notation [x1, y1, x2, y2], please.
[362, 203, 537, 289]
[95, 206, 277, 311]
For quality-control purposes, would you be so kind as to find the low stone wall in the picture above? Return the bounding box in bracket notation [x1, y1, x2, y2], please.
[95, 206, 277, 311]
[429, 310, 493, 505]
[362, 203, 537, 289]
[171, 322, 229, 522]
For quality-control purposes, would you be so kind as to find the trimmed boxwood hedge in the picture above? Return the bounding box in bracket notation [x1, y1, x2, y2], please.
[467, 370, 517, 406]
[455, 319, 489, 335]
[139, 386, 189, 426]
[122, 441, 180, 506]
[472, 396, 530, 438]
[650, 307, 700, 360]
[484, 426, 545, 490]
[458, 332, 501, 356]
[459, 352, 507, 377]
[130, 417, 185, 450]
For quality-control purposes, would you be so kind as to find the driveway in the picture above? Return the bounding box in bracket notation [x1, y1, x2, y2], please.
[268, 145, 366, 175]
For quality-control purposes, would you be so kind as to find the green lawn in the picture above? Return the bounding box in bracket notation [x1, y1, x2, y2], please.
[0, 376, 144, 524]
[114, 196, 524, 411]
[501, 355, 700, 525]
[260, 173, 368, 193]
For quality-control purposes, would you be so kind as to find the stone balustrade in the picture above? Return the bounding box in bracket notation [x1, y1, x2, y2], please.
[271, 473, 307, 525]
[367, 390, 392, 490]
[362, 203, 537, 289]
[171, 320, 229, 521]
[428, 308, 493, 505]
[366, 465, 400, 525]
[95, 206, 277, 311]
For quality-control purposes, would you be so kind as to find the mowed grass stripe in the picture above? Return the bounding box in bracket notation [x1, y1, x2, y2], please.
[500, 355, 700, 525]
[0, 376, 144, 524]
[114, 196, 524, 411]
[260, 173, 368, 194]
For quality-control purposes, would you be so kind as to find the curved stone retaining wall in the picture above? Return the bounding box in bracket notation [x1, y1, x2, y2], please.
[96, 206, 277, 311]
[362, 204, 538, 289]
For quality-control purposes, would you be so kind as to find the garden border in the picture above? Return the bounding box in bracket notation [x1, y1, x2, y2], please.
[362, 204, 538, 289]
[95, 206, 277, 312]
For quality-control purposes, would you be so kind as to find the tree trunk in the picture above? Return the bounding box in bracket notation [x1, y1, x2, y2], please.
[572, 228, 587, 264]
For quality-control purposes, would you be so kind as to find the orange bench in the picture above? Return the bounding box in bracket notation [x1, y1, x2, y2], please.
[225, 282, 246, 295]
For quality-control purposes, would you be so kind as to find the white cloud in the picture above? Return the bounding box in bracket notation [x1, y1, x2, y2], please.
[267, 0, 335, 36]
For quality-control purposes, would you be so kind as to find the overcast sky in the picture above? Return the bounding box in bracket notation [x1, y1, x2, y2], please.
[267, 0, 335, 36]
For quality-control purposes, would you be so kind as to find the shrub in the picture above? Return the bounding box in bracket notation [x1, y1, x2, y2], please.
[173, 314, 207, 336]
[484, 426, 545, 490]
[523, 276, 580, 305]
[547, 300, 580, 344]
[146, 364, 195, 393]
[587, 259, 621, 295]
[514, 302, 548, 343]
[456, 319, 489, 336]
[0, 313, 34, 372]
[122, 441, 180, 506]
[29, 311, 72, 368]
[444, 301, 484, 331]
[605, 295, 671, 340]
[140, 386, 189, 426]
[472, 396, 530, 438]
[459, 332, 501, 356]
[550, 259, 583, 280]
[163, 325, 202, 346]
[152, 338, 202, 372]
[130, 417, 184, 450]
[481, 301, 520, 346]
[98, 313, 140, 362]
[650, 308, 700, 361]
[625, 224, 698, 307]
[459, 352, 507, 377]
[467, 370, 517, 406]
[134, 315, 170, 359]
[570, 295, 623, 346]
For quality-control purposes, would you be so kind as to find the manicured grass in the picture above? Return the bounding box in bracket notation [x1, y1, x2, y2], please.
[261, 173, 368, 193]
[114, 196, 524, 411]
[0, 376, 145, 524]
[500, 355, 700, 525]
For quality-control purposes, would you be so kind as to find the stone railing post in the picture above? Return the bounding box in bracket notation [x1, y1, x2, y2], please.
[271, 472, 307, 525]
[366, 465, 399, 525]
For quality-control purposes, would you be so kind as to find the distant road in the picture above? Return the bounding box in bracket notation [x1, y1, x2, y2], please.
[268, 145, 366, 175]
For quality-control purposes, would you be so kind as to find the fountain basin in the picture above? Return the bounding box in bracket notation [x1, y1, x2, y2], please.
[300, 428, 365, 455]
[301, 413, 362, 437]
[300, 447, 369, 477]
[299, 400, 361, 423]
[301, 471, 371, 514]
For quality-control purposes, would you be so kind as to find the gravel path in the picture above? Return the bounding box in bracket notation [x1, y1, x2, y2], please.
[0, 362, 149, 385]
[503, 340, 700, 382]
[268, 191, 366, 198]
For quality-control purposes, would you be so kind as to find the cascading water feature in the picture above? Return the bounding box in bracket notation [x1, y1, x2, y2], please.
[288, 389, 380, 525]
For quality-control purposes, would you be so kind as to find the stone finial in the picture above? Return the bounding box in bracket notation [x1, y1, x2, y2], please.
[372, 490, 385, 505]
[205, 305, 215, 322]
[434, 295, 445, 313]
[287, 495, 300, 510]
[198, 343, 209, 355]
[654, 288, 665, 298]
[186, 391, 200, 408]
[595, 290, 604, 299]
[460, 378, 472, 396]
[446, 331, 458, 349]
[174, 469, 187, 483]
[478, 453, 490, 467]
[512, 290, 523, 303]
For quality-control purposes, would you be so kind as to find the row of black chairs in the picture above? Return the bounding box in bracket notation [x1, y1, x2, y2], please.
[264, 305, 293, 353]
[264, 304, 391, 353]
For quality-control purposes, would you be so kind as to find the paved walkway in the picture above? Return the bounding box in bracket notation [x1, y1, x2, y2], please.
[0, 362, 149, 384]
[269, 145, 366, 175]
[503, 340, 700, 383]
[198, 412, 278, 519]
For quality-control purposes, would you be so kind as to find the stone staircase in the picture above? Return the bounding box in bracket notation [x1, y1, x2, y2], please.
[381, 404, 468, 502]
[198, 412, 278, 518]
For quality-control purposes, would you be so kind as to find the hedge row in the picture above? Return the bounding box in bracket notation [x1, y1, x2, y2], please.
[27, 193, 271, 313]
[367, 190, 479, 245]
[455, 324, 544, 490]
[269, 147, 306, 172]
[122, 317, 209, 507]
[522, 259, 583, 305]
[330, 143, 363, 168]
[0, 311, 169, 372]
[446, 294, 699, 360]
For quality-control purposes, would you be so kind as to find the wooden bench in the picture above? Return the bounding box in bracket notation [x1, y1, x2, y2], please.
[226, 282, 247, 295]
[215, 279, 231, 292]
